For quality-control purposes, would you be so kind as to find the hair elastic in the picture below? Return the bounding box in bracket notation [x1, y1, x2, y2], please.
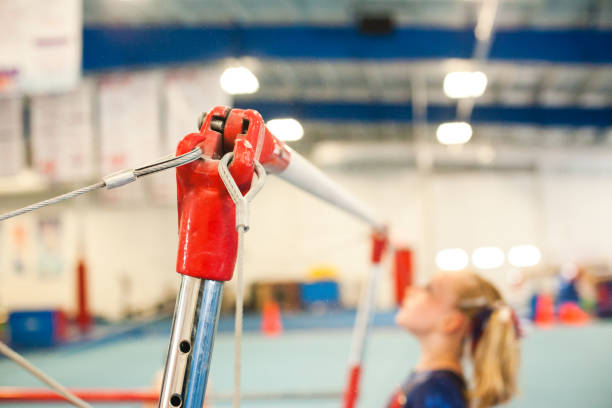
[470, 303, 522, 353]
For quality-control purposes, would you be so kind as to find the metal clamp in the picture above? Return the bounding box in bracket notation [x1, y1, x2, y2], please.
[218, 152, 266, 232]
[103, 169, 137, 189]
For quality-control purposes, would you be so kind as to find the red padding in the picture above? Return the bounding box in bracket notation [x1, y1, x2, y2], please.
[343, 364, 361, 408]
[76, 259, 92, 333]
[393, 248, 413, 306]
[0, 387, 158, 403]
[370, 229, 388, 264]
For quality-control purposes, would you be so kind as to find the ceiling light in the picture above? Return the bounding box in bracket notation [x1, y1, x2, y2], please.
[435, 248, 469, 271]
[436, 122, 473, 145]
[266, 118, 304, 142]
[508, 245, 541, 268]
[472, 246, 504, 269]
[220, 67, 259, 95]
[443, 71, 488, 99]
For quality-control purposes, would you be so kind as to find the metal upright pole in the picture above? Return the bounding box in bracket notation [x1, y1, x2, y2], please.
[159, 277, 224, 408]
[158, 106, 259, 408]
[159, 276, 200, 408]
[343, 231, 388, 408]
[183, 280, 224, 408]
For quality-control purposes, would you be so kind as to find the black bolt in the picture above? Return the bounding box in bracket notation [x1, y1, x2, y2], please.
[179, 340, 191, 353]
[170, 394, 182, 407]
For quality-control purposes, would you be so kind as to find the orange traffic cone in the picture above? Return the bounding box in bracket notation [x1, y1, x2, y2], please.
[558, 302, 589, 325]
[534, 293, 555, 327]
[261, 299, 283, 337]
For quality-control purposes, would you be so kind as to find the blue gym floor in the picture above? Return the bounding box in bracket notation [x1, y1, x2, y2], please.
[1, 313, 611, 408]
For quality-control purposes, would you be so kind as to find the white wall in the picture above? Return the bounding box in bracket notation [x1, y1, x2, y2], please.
[542, 173, 612, 264]
[2, 165, 612, 320]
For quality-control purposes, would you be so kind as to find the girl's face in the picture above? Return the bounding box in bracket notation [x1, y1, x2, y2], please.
[395, 272, 463, 336]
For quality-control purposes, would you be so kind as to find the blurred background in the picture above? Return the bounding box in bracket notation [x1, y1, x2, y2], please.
[0, 0, 611, 407]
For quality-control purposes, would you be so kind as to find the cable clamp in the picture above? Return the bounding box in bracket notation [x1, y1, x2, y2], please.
[218, 152, 266, 232]
[103, 169, 137, 189]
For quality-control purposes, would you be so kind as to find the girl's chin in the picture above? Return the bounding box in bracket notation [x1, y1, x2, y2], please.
[394, 312, 423, 335]
[394, 311, 410, 329]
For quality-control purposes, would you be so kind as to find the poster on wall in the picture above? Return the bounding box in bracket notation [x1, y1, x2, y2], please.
[30, 80, 94, 183]
[0, 213, 74, 310]
[0, 97, 24, 176]
[37, 215, 65, 278]
[98, 71, 162, 202]
[1, 218, 35, 277]
[0, 0, 81, 95]
[150, 65, 230, 203]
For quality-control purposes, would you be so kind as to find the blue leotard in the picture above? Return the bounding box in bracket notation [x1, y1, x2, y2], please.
[387, 370, 467, 408]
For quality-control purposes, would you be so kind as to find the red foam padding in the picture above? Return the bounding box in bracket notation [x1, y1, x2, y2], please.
[0, 387, 158, 403]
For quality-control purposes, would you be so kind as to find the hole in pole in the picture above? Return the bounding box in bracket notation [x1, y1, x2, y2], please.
[170, 394, 182, 407]
[179, 340, 191, 353]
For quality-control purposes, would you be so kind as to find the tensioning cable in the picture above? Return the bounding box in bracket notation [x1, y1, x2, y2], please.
[0, 147, 203, 222]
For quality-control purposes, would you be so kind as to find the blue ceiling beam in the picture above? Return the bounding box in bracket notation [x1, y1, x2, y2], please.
[233, 100, 612, 128]
[83, 25, 612, 71]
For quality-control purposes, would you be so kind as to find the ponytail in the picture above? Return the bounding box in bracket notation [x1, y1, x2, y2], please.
[457, 274, 521, 408]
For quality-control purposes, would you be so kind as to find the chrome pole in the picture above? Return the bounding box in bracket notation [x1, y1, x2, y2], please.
[159, 276, 224, 408]
[183, 280, 224, 408]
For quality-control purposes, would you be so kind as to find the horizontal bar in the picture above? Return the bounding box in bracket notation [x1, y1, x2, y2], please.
[83, 26, 612, 71]
[0, 387, 342, 403]
[236, 100, 612, 129]
[276, 146, 383, 231]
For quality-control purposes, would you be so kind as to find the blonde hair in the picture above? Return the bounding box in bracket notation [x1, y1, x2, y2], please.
[456, 273, 520, 408]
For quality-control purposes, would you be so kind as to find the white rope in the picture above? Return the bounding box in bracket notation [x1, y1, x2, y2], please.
[0, 147, 202, 222]
[0, 342, 93, 408]
[233, 226, 246, 408]
[218, 152, 266, 408]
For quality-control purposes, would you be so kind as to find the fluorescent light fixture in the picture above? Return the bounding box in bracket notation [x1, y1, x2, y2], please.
[435, 248, 469, 271]
[508, 245, 541, 268]
[266, 118, 304, 141]
[436, 122, 473, 145]
[443, 71, 488, 99]
[472, 246, 504, 269]
[220, 67, 259, 95]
